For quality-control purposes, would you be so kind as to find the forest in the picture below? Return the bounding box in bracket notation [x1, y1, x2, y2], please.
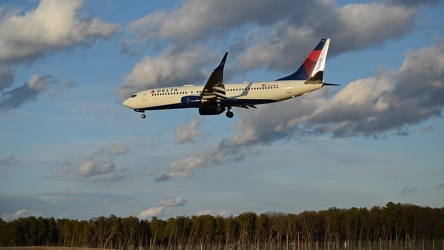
[1, 202, 443, 249]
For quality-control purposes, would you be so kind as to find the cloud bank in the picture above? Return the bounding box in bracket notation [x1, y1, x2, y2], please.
[0, 0, 117, 64]
[114, 0, 444, 181]
[77, 145, 129, 181]
[0, 0, 118, 110]
[138, 195, 188, 219]
[157, 39, 444, 181]
[60, 145, 130, 182]
[0, 75, 55, 110]
[175, 118, 203, 144]
[117, 0, 425, 98]
[0, 155, 18, 165]
[1, 209, 43, 222]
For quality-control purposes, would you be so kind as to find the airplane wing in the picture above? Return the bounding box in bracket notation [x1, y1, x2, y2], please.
[201, 52, 228, 105]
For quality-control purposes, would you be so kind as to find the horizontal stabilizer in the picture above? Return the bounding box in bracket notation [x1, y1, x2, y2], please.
[305, 71, 340, 86]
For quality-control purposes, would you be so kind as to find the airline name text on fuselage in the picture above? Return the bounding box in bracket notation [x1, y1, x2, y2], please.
[156, 88, 179, 93]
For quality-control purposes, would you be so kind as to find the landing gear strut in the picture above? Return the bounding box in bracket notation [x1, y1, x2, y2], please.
[226, 109, 234, 118]
[135, 109, 146, 119]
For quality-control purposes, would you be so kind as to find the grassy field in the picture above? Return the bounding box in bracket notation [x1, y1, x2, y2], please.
[0, 247, 113, 250]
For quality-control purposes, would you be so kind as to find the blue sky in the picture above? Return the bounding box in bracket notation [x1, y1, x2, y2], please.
[1, 0, 443, 221]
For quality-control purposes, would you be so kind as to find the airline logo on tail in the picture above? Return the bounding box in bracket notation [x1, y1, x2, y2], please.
[310, 38, 329, 78]
[277, 38, 330, 81]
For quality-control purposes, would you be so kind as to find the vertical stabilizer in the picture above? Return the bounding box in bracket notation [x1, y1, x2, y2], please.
[277, 38, 330, 81]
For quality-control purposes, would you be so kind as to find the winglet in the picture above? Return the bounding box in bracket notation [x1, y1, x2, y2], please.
[277, 38, 330, 81]
[215, 52, 228, 71]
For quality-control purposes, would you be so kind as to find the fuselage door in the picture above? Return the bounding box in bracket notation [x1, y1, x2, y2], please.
[143, 91, 147, 101]
[286, 82, 291, 93]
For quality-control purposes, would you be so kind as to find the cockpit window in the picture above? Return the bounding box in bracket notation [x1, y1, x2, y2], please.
[131, 94, 137, 98]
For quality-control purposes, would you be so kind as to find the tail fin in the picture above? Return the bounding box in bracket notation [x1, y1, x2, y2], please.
[277, 38, 330, 81]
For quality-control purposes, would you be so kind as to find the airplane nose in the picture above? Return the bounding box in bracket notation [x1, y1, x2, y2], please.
[123, 98, 132, 108]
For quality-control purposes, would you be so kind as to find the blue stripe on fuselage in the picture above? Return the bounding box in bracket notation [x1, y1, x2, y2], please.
[137, 99, 277, 111]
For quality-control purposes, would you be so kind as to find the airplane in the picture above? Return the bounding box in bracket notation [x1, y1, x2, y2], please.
[123, 38, 338, 119]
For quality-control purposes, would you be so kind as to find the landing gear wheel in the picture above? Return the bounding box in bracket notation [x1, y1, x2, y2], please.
[226, 111, 234, 118]
[141, 114, 146, 119]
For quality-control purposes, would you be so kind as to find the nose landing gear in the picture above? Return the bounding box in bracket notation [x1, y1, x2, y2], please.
[226, 109, 234, 118]
[134, 109, 146, 119]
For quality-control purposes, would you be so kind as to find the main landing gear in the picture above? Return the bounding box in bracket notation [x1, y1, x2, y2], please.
[141, 113, 146, 119]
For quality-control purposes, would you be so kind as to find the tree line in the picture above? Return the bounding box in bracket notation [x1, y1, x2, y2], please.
[1, 202, 443, 249]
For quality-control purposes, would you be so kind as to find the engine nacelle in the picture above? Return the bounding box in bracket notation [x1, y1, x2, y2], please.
[181, 96, 202, 107]
[199, 107, 225, 115]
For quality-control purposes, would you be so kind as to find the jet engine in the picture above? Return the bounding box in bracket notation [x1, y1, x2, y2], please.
[180, 96, 202, 107]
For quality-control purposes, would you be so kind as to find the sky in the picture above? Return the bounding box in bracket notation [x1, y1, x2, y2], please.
[0, 0, 443, 221]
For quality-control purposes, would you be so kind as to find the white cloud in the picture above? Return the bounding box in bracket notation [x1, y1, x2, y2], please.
[159, 195, 187, 207]
[334, 3, 415, 46]
[126, 0, 300, 44]
[0, 74, 56, 110]
[107, 145, 129, 156]
[28, 74, 54, 91]
[401, 187, 418, 194]
[47, 81, 77, 101]
[0, 0, 117, 64]
[156, 142, 253, 181]
[236, 2, 416, 72]
[175, 118, 203, 144]
[0, 154, 17, 165]
[139, 206, 164, 219]
[420, 125, 434, 132]
[156, 155, 205, 181]
[138, 195, 187, 219]
[1, 209, 43, 222]
[196, 209, 231, 217]
[0, 0, 117, 110]
[75, 145, 129, 180]
[79, 160, 115, 177]
[117, 46, 211, 99]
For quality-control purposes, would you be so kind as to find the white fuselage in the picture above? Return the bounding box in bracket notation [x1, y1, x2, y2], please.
[123, 80, 322, 111]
